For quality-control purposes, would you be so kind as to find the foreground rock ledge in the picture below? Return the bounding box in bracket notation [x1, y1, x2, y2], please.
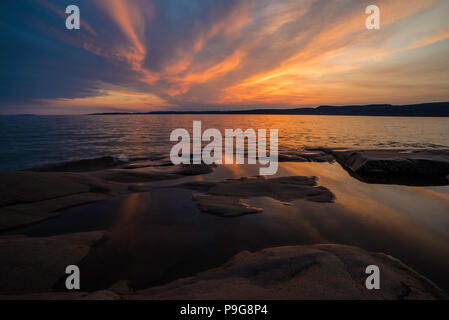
[0, 231, 108, 295]
[3, 244, 446, 300]
[130, 244, 447, 300]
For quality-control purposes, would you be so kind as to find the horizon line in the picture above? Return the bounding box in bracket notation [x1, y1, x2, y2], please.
[1, 101, 448, 116]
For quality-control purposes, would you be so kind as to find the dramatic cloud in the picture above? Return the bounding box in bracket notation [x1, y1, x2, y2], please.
[1, 0, 448, 114]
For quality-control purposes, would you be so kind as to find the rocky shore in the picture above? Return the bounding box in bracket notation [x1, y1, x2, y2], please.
[0, 149, 448, 299]
[0, 158, 215, 232]
[131, 244, 447, 300]
[2, 149, 448, 231]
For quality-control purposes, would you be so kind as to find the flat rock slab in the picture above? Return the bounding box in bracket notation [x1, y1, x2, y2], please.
[0, 172, 91, 207]
[0, 171, 122, 231]
[0, 231, 108, 294]
[332, 149, 449, 186]
[179, 176, 334, 217]
[131, 244, 448, 300]
[0, 163, 216, 231]
[192, 194, 263, 217]
[95, 168, 179, 183]
[95, 164, 215, 183]
[0, 193, 111, 232]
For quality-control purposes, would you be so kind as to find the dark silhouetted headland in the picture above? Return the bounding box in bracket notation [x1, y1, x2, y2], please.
[90, 102, 449, 117]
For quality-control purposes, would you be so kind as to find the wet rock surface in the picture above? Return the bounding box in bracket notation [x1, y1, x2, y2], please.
[330, 149, 449, 186]
[0, 163, 216, 231]
[0, 171, 128, 231]
[192, 194, 263, 217]
[0, 171, 121, 231]
[1, 152, 449, 300]
[178, 176, 335, 217]
[95, 164, 215, 183]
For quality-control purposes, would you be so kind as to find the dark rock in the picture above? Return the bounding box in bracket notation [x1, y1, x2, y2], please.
[0, 171, 124, 231]
[0, 231, 108, 294]
[279, 151, 335, 163]
[191, 194, 263, 217]
[31, 156, 127, 172]
[131, 244, 448, 300]
[2, 244, 447, 300]
[109, 280, 135, 295]
[332, 149, 449, 186]
[175, 163, 216, 176]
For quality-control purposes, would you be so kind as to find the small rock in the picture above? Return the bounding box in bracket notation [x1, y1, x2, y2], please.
[179, 175, 335, 216]
[192, 194, 263, 217]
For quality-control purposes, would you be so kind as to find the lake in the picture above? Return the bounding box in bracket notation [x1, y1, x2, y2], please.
[2, 114, 449, 293]
[1, 115, 449, 170]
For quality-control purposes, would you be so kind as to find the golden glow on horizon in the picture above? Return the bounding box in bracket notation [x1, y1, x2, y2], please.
[40, 89, 171, 110]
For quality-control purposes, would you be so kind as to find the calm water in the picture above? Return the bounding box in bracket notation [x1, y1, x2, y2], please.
[1, 115, 449, 170]
[12, 162, 449, 293]
[2, 114, 449, 294]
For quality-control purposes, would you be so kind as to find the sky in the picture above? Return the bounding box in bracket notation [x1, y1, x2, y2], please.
[0, 0, 448, 114]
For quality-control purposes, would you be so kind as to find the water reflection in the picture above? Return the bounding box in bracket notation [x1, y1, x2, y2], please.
[12, 162, 449, 293]
[110, 193, 142, 245]
[280, 163, 449, 291]
[1, 115, 449, 170]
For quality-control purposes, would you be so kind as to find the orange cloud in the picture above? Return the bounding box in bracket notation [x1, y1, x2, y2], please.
[166, 50, 246, 96]
[153, 1, 253, 95]
[220, 0, 448, 106]
[39, 89, 171, 110]
[94, 0, 158, 85]
[410, 26, 449, 50]
[38, 0, 449, 110]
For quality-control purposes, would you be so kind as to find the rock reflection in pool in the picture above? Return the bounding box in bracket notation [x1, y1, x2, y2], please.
[13, 162, 449, 293]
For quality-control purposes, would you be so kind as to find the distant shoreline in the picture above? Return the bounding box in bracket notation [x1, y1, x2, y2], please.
[89, 102, 449, 117]
[1, 102, 448, 117]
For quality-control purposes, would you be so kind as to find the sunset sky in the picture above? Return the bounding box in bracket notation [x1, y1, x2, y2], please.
[1, 0, 449, 114]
